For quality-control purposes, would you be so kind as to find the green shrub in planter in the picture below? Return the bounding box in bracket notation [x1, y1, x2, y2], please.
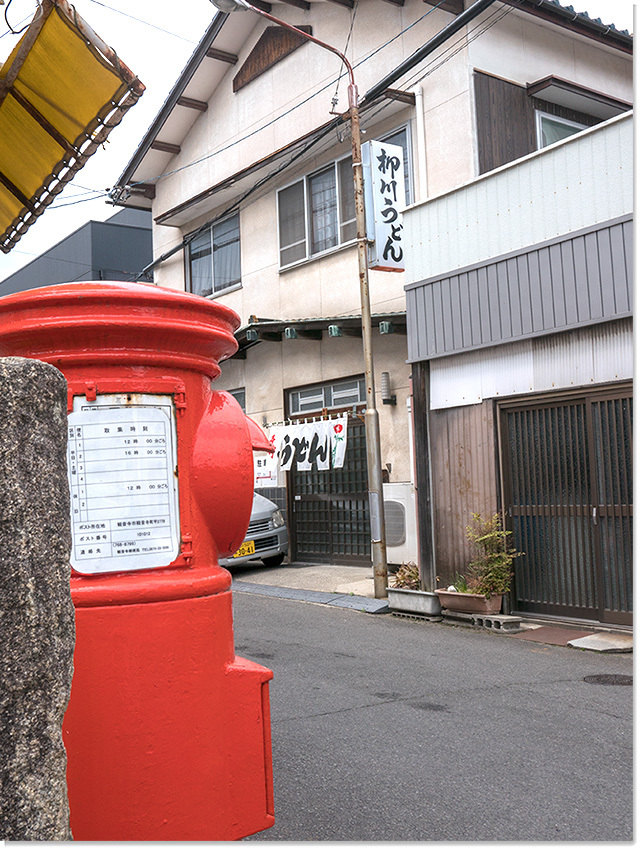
[463, 513, 522, 598]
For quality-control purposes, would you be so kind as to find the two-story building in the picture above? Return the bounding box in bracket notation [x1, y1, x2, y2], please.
[405, 112, 632, 627]
[111, 0, 632, 572]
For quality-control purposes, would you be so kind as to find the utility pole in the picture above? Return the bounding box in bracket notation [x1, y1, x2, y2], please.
[209, 0, 389, 597]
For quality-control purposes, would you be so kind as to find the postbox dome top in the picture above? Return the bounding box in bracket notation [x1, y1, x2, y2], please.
[0, 280, 242, 377]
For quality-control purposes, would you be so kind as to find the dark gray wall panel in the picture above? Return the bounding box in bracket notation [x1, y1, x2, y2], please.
[91, 221, 153, 281]
[406, 215, 633, 362]
[0, 211, 152, 296]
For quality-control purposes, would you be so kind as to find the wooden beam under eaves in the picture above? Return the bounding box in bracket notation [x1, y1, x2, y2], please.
[380, 0, 404, 6]
[151, 140, 181, 155]
[206, 47, 238, 64]
[251, 0, 272, 11]
[127, 183, 156, 200]
[279, 0, 311, 9]
[325, 0, 354, 8]
[177, 96, 208, 112]
[383, 88, 416, 105]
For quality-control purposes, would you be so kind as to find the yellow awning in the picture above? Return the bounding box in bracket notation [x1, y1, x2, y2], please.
[0, 0, 144, 253]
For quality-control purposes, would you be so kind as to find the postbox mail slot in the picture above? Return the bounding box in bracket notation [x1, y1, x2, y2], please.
[67, 393, 181, 574]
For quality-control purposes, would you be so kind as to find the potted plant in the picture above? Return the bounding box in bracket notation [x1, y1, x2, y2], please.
[386, 561, 442, 617]
[435, 513, 521, 615]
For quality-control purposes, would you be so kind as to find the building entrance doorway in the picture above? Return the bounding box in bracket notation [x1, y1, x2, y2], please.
[500, 385, 632, 626]
[289, 415, 370, 564]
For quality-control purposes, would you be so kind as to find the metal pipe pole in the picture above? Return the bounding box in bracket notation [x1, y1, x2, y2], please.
[210, 0, 388, 595]
[347, 84, 388, 598]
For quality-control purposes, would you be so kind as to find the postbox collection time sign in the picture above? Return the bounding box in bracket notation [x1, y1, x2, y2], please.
[68, 393, 180, 574]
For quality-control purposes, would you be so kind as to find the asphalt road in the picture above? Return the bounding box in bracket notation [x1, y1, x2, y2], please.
[232, 591, 633, 843]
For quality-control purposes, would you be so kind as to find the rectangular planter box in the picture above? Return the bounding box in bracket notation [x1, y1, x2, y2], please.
[435, 589, 502, 614]
[387, 587, 442, 616]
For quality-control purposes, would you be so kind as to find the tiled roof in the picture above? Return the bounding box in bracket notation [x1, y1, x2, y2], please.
[548, 1, 631, 36]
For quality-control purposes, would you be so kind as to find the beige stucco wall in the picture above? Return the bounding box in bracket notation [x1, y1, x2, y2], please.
[151, 0, 475, 296]
[216, 331, 414, 483]
[468, 6, 632, 101]
[147, 0, 632, 490]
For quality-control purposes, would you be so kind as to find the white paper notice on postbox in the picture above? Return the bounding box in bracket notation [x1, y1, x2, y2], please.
[67, 394, 181, 574]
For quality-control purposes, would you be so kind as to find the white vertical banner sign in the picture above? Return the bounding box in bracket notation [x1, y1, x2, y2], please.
[329, 417, 348, 468]
[362, 139, 405, 272]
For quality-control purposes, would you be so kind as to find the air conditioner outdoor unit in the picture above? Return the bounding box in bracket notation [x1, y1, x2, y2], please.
[383, 482, 418, 566]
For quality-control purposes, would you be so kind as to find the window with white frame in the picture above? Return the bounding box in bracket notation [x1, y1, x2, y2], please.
[288, 377, 366, 416]
[536, 111, 588, 149]
[187, 213, 241, 297]
[277, 126, 411, 268]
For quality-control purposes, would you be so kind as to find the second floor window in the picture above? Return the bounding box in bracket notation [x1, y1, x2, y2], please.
[277, 127, 410, 268]
[187, 213, 241, 297]
[278, 159, 355, 267]
[536, 111, 588, 149]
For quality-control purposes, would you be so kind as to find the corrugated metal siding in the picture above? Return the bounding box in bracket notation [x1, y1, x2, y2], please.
[430, 318, 633, 409]
[404, 112, 632, 285]
[429, 399, 497, 583]
[406, 215, 632, 363]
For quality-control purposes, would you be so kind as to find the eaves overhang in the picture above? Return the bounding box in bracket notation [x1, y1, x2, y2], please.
[526, 75, 632, 120]
[154, 88, 412, 228]
[231, 311, 407, 359]
[502, 0, 632, 53]
[111, 0, 632, 216]
[112, 12, 229, 199]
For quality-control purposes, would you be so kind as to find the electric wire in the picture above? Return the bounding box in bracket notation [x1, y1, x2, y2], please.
[331, 0, 359, 108]
[2, 0, 526, 278]
[355, 0, 526, 143]
[50, 192, 111, 209]
[84, 0, 202, 45]
[136, 0, 522, 278]
[121, 0, 450, 195]
[135, 110, 343, 280]
[402, 0, 525, 89]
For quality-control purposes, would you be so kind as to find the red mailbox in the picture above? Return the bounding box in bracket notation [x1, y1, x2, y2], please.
[0, 281, 274, 841]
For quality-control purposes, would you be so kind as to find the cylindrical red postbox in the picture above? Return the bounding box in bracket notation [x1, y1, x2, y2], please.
[0, 281, 274, 841]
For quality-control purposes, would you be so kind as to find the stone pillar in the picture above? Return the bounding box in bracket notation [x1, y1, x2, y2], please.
[0, 357, 75, 841]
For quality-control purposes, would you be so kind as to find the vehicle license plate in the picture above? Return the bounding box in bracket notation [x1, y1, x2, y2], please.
[233, 540, 256, 558]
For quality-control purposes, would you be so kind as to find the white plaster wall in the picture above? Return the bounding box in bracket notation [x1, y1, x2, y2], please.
[216, 331, 414, 482]
[145, 0, 632, 488]
[469, 5, 633, 100]
[151, 0, 470, 227]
